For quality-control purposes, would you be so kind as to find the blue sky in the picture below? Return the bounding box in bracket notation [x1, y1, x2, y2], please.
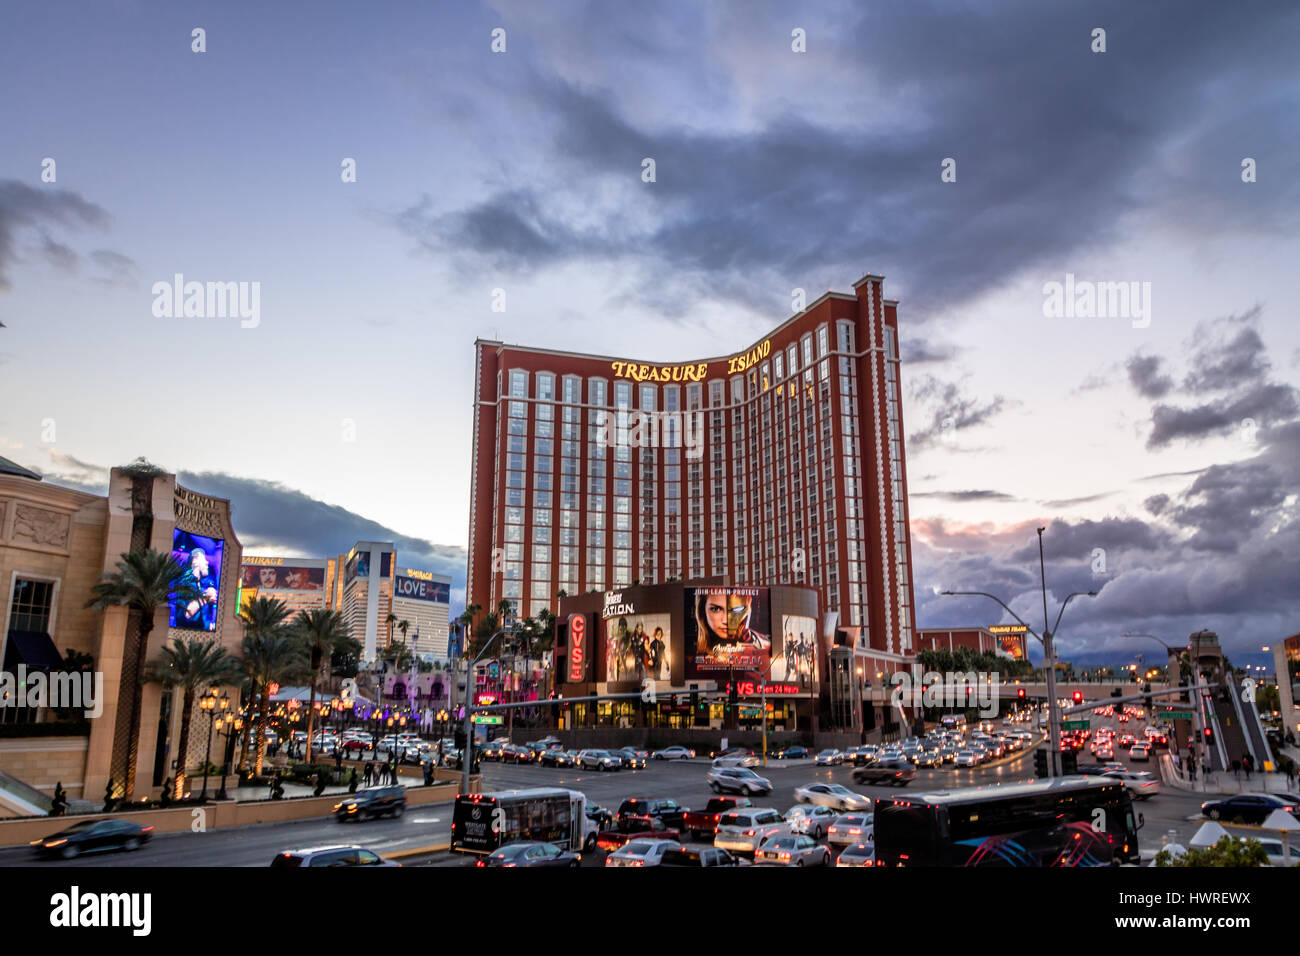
[2, 0, 1298, 668]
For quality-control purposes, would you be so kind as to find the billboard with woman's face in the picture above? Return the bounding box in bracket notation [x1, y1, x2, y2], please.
[170, 529, 224, 631]
[684, 587, 770, 678]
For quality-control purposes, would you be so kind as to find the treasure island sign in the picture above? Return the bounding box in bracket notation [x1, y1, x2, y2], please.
[611, 339, 771, 383]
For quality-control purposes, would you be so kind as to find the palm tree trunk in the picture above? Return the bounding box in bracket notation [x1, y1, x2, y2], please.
[174, 687, 195, 799]
[119, 612, 154, 798]
[255, 682, 268, 776]
[306, 675, 318, 764]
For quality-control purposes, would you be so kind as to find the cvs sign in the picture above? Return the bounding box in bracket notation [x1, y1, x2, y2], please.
[567, 614, 587, 682]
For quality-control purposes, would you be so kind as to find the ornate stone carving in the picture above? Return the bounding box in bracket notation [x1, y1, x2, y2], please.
[12, 503, 70, 549]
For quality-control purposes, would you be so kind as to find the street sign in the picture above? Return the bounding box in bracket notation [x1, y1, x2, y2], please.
[1062, 719, 1090, 730]
[488, 662, 500, 680]
[1158, 709, 1195, 720]
[472, 714, 504, 725]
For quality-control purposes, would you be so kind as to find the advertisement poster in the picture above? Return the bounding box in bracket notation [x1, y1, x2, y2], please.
[345, 550, 370, 585]
[170, 529, 223, 631]
[603, 612, 672, 683]
[683, 587, 770, 678]
[240, 564, 325, 590]
[774, 614, 818, 688]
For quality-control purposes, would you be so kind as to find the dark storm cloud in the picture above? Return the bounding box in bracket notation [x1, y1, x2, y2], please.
[1182, 307, 1267, 394]
[1125, 354, 1173, 399]
[901, 339, 960, 366]
[905, 374, 1010, 449]
[393, 2, 1300, 320]
[911, 489, 1017, 503]
[0, 181, 108, 290]
[1039, 493, 1115, 509]
[1147, 382, 1298, 448]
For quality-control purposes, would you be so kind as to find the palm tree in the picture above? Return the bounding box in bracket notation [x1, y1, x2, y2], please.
[238, 596, 300, 775]
[146, 637, 242, 799]
[86, 549, 201, 798]
[292, 609, 353, 763]
[397, 619, 410, 649]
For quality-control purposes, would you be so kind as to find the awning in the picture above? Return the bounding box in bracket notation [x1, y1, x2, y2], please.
[3, 630, 63, 671]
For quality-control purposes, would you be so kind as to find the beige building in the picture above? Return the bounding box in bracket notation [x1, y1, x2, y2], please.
[336, 542, 395, 663]
[0, 460, 244, 812]
[391, 566, 452, 658]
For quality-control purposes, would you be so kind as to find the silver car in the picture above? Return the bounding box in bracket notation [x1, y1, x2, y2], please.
[826, 812, 874, 848]
[578, 749, 622, 771]
[784, 804, 838, 839]
[707, 767, 773, 796]
[755, 834, 831, 866]
[793, 783, 872, 811]
[715, 808, 791, 855]
[604, 838, 679, 868]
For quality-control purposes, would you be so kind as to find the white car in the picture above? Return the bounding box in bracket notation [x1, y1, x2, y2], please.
[955, 750, 980, 768]
[605, 838, 679, 868]
[826, 812, 874, 848]
[707, 767, 773, 796]
[814, 749, 844, 766]
[836, 842, 877, 867]
[1102, 770, 1161, 799]
[755, 833, 831, 866]
[712, 755, 760, 769]
[1255, 838, 1300, 867]
[784, 804, 838, 839]
[715, 808, 791, 855]
[653, 746, 695, 760]
[793, 783, 872, 811]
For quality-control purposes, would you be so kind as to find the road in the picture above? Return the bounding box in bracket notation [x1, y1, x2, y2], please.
[0, 717, 1249, 867]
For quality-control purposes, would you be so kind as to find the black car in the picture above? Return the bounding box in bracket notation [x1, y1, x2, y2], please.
[658, 846, 746, 867]
[474, 841, 582, 867]
[586, 804, 615, 830]
[617, 798, 688, 830]
[852, 758, 916, 786]
[334, 785, 407, 821]
[775, 745, 810, 760]
[539, 749, 574, 768]
[1201, 792, 1300, 825]
[612, 747, 647, 769]
[31, 819, 153, 859]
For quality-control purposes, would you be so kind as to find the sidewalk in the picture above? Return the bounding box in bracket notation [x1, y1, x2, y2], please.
[1159, 754, 1298, 796]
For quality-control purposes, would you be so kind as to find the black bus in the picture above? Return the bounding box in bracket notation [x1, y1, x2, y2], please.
[874, 777, 1141, 866]
[450, 788, 597, 855]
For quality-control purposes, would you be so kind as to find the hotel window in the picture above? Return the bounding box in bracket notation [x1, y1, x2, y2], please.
[884, 326, 897, 360]
[589, 378, 608, 407]
[665, 387, 680, 412]
[563, 375, 581, 404]
[8, 578, 55, 633]
[509, 401, 527, 420]
[614, 381, 632, 410]
[510, 369, 528, 398]
[838, 320, 854, 351]
[508, 417, 526, 436]
[504, 525, 523, 543]
[537, 372, 555, 401]
[502, 581, 522, 599]
[640, 383, 656, 411]
[709, 380, 724, 408]
[801, 334, 813, 369]
[787, 343, 798, 375]
[503, 560, 522, 579]
[817, 324, 829, 358]
[532, 490, 551, 507]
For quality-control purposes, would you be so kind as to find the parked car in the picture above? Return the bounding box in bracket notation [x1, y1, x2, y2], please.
[652, 746, 695, 760]
[474, 841, 582, 867]
[835, 841, 878, 867]
[1201, 793, 1300, 825]
[714, 808, 792, 856]
[270, 844, 398, 867]
[784, 804, 838, 839]
[539, 748, 575, 768]
[773, 745, 810, 760]
[826, 812, 874, 848]
[612, 747, 647, 769]
[852, 758, 916, 785]
[756, 833, 831, 866]
[334, 786, 407, 821]
[1254, 837, 1300, 867]
[617, 797, 688, 830]
[605, 838, 679, 867]
[31, 819, 154, 859]
[682, 796, 754, 839]
[706, 767, 773, 796]
[793, 782, 872, 811]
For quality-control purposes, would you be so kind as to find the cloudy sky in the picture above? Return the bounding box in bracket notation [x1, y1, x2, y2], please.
[2, 1, 1297, 668]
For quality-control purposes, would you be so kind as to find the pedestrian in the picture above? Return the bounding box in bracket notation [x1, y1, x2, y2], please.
[49, 782, 68, 817]
[159, 777, 173, 808]
[348, 768, 359, 793]
[363, 762, 373, 787]
[423, 760, 434, 787]
[313, 773, 326, 797]
[1243, 754, 1253, 779]
[1286, 759, 1296, 789]
[1231, 757, 1241, 780]
[334, 749, 343, 773]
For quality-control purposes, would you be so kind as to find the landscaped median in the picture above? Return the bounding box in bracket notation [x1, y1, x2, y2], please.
[0, 777, 479, 848]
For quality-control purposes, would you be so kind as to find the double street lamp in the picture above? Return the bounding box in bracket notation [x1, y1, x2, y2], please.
[941, 528, 1095, 777]
[214, 714, 243, 800]
[461, 625, 519, 795]
[198, 687, 230, 800]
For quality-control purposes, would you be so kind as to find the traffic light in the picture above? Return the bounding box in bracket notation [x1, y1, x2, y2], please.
[1034, 749, 1049, 778]
[1204, 726, 1214, 744]
[454, 727, 466, 751]
[1072, 691, 1083, 704]
[728, 681, 739, 713]
[1017, 688, 1026, 700]
[1060, 751, 1078, 775]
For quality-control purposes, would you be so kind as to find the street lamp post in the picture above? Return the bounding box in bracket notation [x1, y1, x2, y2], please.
[214, 714, 242, 800]
[198, 688, 230, 800]
[941, 534, 1095, 777]
[461, 626, 518, 795]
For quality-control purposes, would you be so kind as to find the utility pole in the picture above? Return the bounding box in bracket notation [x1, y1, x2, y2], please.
[1038, 528, 1063, 777]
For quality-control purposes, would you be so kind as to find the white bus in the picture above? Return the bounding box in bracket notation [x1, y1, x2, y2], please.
[451, 788, 598, 855]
